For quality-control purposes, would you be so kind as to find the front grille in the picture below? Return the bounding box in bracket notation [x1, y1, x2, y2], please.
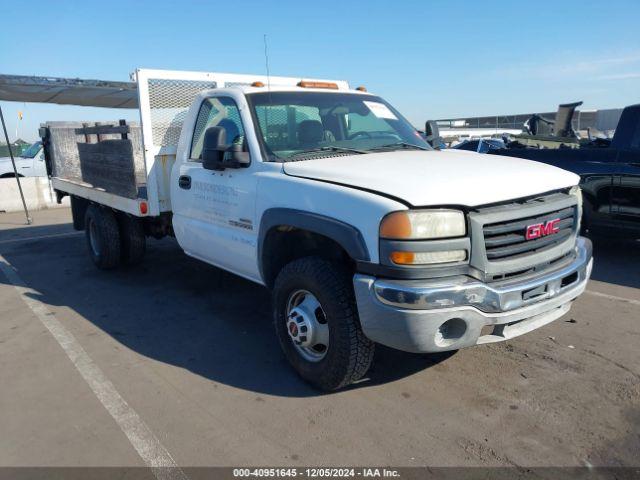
[483, 205, 576, 261]
[488, 250, 576, 282]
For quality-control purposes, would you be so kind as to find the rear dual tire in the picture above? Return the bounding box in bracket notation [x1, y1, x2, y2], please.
[85, 205, 121, 270]
[85, 205, 145, 269]
[118, 214, 146, 265]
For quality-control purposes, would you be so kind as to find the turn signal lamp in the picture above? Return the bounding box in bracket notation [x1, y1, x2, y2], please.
[389, 251, 415, 265]
[139, 201, 148, 215]
[390, 250, 466, 265]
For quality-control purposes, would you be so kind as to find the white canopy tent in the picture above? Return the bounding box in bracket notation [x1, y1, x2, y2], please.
[0, 74, 138, 109]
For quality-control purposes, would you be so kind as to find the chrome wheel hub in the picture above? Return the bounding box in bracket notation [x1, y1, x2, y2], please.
[286, 289, 329, 362]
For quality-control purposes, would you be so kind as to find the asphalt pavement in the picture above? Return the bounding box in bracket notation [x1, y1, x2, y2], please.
[0, 208, 638, 470]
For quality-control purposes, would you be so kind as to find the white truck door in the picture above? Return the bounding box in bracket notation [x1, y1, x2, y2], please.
[172, 95, 260, 282]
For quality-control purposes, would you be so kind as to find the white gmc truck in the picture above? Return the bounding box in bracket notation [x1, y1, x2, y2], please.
[40, 69, 593, 390]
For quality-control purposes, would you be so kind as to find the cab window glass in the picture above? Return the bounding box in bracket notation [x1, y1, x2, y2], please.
[347, 110, 393, 136]
[253, 105, 324, 152]
[246, 92, 429, 161]
[190, 97, 245, 160]
[20, 141, 42, 158]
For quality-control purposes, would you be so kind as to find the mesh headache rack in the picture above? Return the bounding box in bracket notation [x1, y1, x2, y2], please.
[1, 69, 348, 218]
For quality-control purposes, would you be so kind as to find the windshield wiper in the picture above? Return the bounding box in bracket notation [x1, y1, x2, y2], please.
[287, 146, 368, 159]
[368, 142, 430, 152]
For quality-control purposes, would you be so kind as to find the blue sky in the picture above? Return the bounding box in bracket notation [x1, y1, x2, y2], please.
[1, 0, 639, 141]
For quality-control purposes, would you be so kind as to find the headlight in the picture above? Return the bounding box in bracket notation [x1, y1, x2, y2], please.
[380, 209, 466, 240]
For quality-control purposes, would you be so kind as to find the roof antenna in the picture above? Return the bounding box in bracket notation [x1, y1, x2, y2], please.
[263, 34, 272, 140]
[263, 34, 271, 92]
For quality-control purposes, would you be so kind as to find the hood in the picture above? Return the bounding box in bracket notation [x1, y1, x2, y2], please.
[283, 150, 579, 207]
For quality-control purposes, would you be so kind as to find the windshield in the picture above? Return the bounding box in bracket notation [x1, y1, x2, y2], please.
[246, 92, 430, 161]
[20, 141, 42, 158]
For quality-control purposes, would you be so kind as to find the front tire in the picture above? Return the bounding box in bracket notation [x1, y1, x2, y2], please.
[85, 205, 121, 270]
[273, 257, 375, 391]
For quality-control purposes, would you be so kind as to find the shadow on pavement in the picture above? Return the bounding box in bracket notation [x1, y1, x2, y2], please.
[1, 222, 636, 396]
[589, 235, 640, 290]
[0, 222, 448, 397]
[0, 221, 77, 241]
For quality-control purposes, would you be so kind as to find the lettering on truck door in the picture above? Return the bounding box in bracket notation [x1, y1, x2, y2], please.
[172, 96, 260, 281]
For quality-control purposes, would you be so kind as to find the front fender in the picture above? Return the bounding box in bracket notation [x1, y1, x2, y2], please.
[258, 208, 370, 283]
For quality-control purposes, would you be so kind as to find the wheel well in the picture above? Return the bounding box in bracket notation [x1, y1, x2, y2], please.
[0, 172, 23, 178]
[70, 195, 171, 238]
[261, 227, 355, 288]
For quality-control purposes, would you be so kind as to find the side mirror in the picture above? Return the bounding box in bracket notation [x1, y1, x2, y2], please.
[203, 126, 226, 170]
[228, 141, 251, 167]
[202, 126, 250, 170]
[424, 120, 444, 149]
[425, 120, 439, 139]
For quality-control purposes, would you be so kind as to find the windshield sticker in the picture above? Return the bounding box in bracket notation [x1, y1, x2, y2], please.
[363, 101, 397, 120]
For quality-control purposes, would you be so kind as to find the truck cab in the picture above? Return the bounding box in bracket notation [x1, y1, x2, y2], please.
[165, 80, 592, 389]
[40, 69, 593, 390]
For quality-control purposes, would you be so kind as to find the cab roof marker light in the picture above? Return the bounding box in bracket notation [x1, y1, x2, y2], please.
[297, 81, 339, 90]
[251, 81, 265, 87]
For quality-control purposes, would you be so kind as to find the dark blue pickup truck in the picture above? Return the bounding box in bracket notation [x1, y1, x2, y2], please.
[488, 104, 640, 238]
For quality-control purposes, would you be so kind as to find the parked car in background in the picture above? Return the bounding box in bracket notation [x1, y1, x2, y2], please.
[0, 141, 46, 177]
[490, 104, 640, 238]
[452, 138, 506, 153]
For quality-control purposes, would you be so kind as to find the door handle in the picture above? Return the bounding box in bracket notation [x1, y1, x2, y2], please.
[178, 175, 191, 189]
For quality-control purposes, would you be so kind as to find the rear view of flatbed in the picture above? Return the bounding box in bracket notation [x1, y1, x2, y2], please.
[42, 121, 149, 217]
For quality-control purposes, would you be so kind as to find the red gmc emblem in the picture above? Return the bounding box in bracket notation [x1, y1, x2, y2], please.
[525, 218, 560, 240]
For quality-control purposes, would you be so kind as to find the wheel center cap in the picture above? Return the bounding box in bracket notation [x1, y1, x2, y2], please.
[288, 322, 298, 336]
[287, 308, 313, 346]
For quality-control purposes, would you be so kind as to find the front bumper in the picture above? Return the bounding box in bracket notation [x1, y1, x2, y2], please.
[353, 237, 593, 353]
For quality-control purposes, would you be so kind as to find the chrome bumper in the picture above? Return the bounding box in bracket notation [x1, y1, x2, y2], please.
[374, 237, 592, 313]
[353, 237, 593, 353]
